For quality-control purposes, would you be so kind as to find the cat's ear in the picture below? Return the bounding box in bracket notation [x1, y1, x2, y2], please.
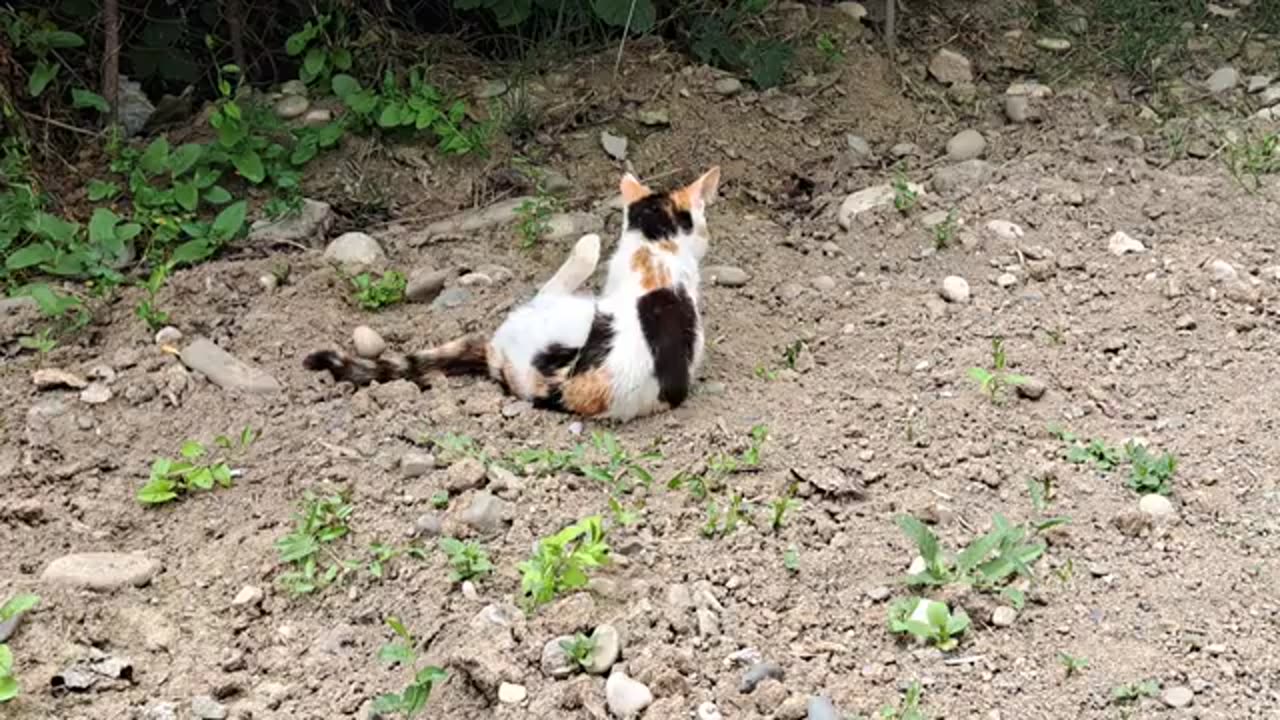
[687, 166, 721, 208]
[620, 173, 651, 204]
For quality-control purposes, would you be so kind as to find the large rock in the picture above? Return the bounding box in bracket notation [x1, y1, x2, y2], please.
[837, 182, 924, 229]
[323, 232, 385, 269]
[247, 199, 333, 244]
[42, 552, 160, 590]
[946, 129, 986, 161]
[931, 160, 994, 195]
[417, 198, 532, 244]
[179, 337, 282, 393]
[928, 49, 973, 85]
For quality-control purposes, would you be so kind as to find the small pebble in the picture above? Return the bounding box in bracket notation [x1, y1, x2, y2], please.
[498, 682, 527, 704]
[740, 661, 785, 693]
[232, 585, 264, 608]
[352, 326, 386, 359]
[1162, 686, 1194, 708]
[940, 276, 971, 303]
[155, 326, 183, 346]
[991, 606, 1018, 627]
[1139, 494, 1175, 519]
[605, 672, 653, 717]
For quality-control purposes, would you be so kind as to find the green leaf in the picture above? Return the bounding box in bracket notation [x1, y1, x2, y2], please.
[168, 143, 204, 177]
[169, 239, 213, 266]
[203, 186, 233, 205]
[0, 594, 40, 621]
[140, 138, 171, 175]
[303, 47, 326, 78]
[331, 74, 361, 98]
[387, 616, 411, 641]
[87, 179, 119, 201]
[71, 88, 110, 113]
[28, 61, 58, 97]
[591, 0, 656, 31]
[331, 48, 353, 70]
[0, 644, 11, 674]
[378, 104, 402, 128]
[137, 477, 178, 505]
[378, 641, 415, 666]
[87, 208, 120, 245]
[25, 212, 79, 243]
[188, 467, 214, 490]
[5, 244, 54, 270]
[895, 515, 941, 567]
[0, 673, 16, 702]
[211, 200, 248, 242]
[415, 666, 447, 686]
[180, 440, 205, 459]
[285, 31, 308, 56]
[174, 181, 199, 212]
[40, 30, 85, 49]
[372, 693, 404, 714]
[232, 150, 265, 183]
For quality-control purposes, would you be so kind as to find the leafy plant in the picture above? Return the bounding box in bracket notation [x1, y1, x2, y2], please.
[607, 497, 640, 527]
[135, 264, 171, 331]
[931, 210, 958, 250]
[285, 12, 353, 86]
[1111, 679, 1160, 705]
[689, 0, 792, 89]
[0, 593, 39, 703]
[518, 516, 610, 611]
[816, 32, 843, 66]
[374, 617, 447, 718]
[429, 491, 450, 509]
[783, 547, 800, 574]
[512, 433, 660, 495]
[967, 337, 1028, 404]
[877, 681, 925, 720]
[1124, 442, 1176, 495]
[438, 538, 493, 583]
[350, 270, 407, 311]
[275, 490, 355, 594]
[1063, 437, 1123, 472]
[559, 633, 596, 670]
[888, 597, 970, 652]
[136, 428, 256, 505]
[892, 173, 918, 213]
[769, 483, 800, 530]
[333, 69, 488, 155]
[702, 493, 747, 539]
[1058, 652, 1089, 678]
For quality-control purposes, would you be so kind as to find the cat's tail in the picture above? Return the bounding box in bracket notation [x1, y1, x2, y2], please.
[303, 333, 490, 387]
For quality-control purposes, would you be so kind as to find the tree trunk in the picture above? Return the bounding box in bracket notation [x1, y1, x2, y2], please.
[226, 0, 249, 79]
[102, 0, 120, 124]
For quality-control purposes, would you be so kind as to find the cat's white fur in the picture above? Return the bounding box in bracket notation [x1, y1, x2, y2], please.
[487, 168, 719, 421]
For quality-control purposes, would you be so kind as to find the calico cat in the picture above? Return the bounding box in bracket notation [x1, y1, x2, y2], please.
[303, 166, 721, 421]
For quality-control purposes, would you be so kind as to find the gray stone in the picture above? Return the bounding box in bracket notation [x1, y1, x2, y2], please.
[1016, 377, 1047, 400]
[406, 268, 450, 303]
[142, 703, 179, 720]
[928, 48, 972, 85]
[605, 672, 653, 717]
[838, 182, 924, 229]
[118, 76, 155, 138]
[1207, 66, 1239, 94]
[274, 95, 309, 120]
[247, 198, 332, 244]
[446, 458, 487, 492]
[155, 326, 183, 346]
[302, 108, 332, 127]
[475, 79, 509, 98]
[601, 130, 628, 161]
[461, 493, 508, 533]
[1210, 259, 1239, 283]
[714, 78, 744, 96]
[706, 265, 750, 287]
[740, 661, 785, 693]
[281, 80, 307, 96]
[1005, 95, 1031, 123]
[0, 612, 23, 643]
[431, 287, 472, 311]
[420, 198, 529, 241]
[807, 696, 839, 720]
[1247, 75, 1273, 93]
[191, 694, 228, 720]
[414, 513, 443, 537]
[180, 337, 281, 393]
[940, 276, 970, 304]
[323, 231, 385, 269]
[541, 636, 576, 678]
[585, 624, 621, 675]
[33, 368, 88, 390]
[1162, 686, 1194, 708]
[545, 212, 604, 241]
[401, 451, 436, 478]
[352, 325, 386, 359]
[946, 129, 986, 161]
[232, 585, 264, 608]
[845, 134, 877, 166]
[931, 160, 993, 194]
[41, 552, 160, 591]
[1035, 37, 1071, 51]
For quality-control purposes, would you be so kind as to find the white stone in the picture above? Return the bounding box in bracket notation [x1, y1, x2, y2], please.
[233, 585, 264, 607]
[601, 130, 628, 161]
[323, 232, 385, 269]
[42, 552, 160, 591]
[1210, 259, 1239, 283]
[986, 220, 1024, 240]
[498, 682, 527, 704]
[837, 183, 924, 229]
[605, 672, 653, 717]
[1138, 494, 1175, 518]
[1206, 66, 1240, 94]
[991, 606, 1017, 627]
[928, 49, 972, 85]
[1108, 231, 1145, 256]
[940, 276, 971, 303]
[352, 326, 386, 359]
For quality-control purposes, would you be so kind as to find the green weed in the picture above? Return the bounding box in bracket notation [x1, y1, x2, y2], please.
[931, 210, 958, 250]
[783, 547, 800, 574]
[374, 617, 447, 717]
[333, 68, 488, 155]
[438, 538, 493, 583]
[518, 516, 610, 611]
[1111, 679, 1160, 705]
[511, 432, 660, 495]
[689, 0, 793, 89]
[892, 173, 918, 213]
[350, 270, 407, 311]
[967, 337, 1028, 404]
[1058, 652, 1090, 678]
[514, 160, 562, 248]
[888, 597, 970, 652]
[275, 490, 355, 594]
[1125, 442, 1176, 495]
[769, 483, 800, 530]
[1225, 132, 1280, 193]
[877, 681, 926, 719]
[285, 11, 353, 87]
[0, 593, 40, 703]
[702, 493, 747, 539]
[559, 633, 597, 670]
[816, 32, 843, 66]
[136, 426, 256, 505]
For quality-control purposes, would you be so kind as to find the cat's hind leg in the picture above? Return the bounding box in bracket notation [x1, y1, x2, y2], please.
[537, 233, 601, 297]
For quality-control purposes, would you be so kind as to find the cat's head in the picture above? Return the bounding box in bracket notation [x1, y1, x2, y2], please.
[619, 167, 721, 259]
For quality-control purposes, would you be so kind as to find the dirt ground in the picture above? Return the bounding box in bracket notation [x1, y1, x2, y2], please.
[4, 3, 1280, 719]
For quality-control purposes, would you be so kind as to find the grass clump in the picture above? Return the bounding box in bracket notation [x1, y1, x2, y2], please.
[518, 516, 610, 612]
[374, 617, 447, 717]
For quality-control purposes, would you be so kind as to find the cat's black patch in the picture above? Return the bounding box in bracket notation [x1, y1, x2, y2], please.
[627, 194, 693, 241]
[570, 311, 616, 376]
[532, 342, 580, 378]
[636, 287, 698, 408]
[532, 387, 568, 413]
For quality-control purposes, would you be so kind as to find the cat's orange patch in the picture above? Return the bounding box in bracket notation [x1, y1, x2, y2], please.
[655, 239, 678, 254]
[562, 370, 612, 416]
[631, 245, 671, 291]
[670, 187, 694, 212]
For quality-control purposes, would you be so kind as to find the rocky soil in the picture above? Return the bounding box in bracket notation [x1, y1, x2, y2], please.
[3, 4, 1280, 719]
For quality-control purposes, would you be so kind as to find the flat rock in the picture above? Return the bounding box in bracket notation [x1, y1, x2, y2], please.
[714, 77, 743, 96]
[42, 552, 160, 591]
[585, 624, 621, 675]
[247, 198, 332, 244]
[706, 265, 750, 287]
[352, 326, 386, 359]
[33, 368, 88, 390]
[498, 682, 527, 704]
[932, 160, 993, 195]
[192, 695, 228, 720]
[940, 276, 971, 303]
[928, 48, 972, 85]
[180, 337, 282, 393]
[541, 636, 576, 678]
[837, 182, 924, 229]
[1162, 686, 1194, 708]
[1207, 66, 1239, 93]
[601, 130, 628, 161]
[461, 492, 509, 533]
[406, 268, 450, 303]
[807, 695, 839, 720]
[420, 198, 530, 242]
[323, 231, 385, 269]
[545, 212, 604, 241]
